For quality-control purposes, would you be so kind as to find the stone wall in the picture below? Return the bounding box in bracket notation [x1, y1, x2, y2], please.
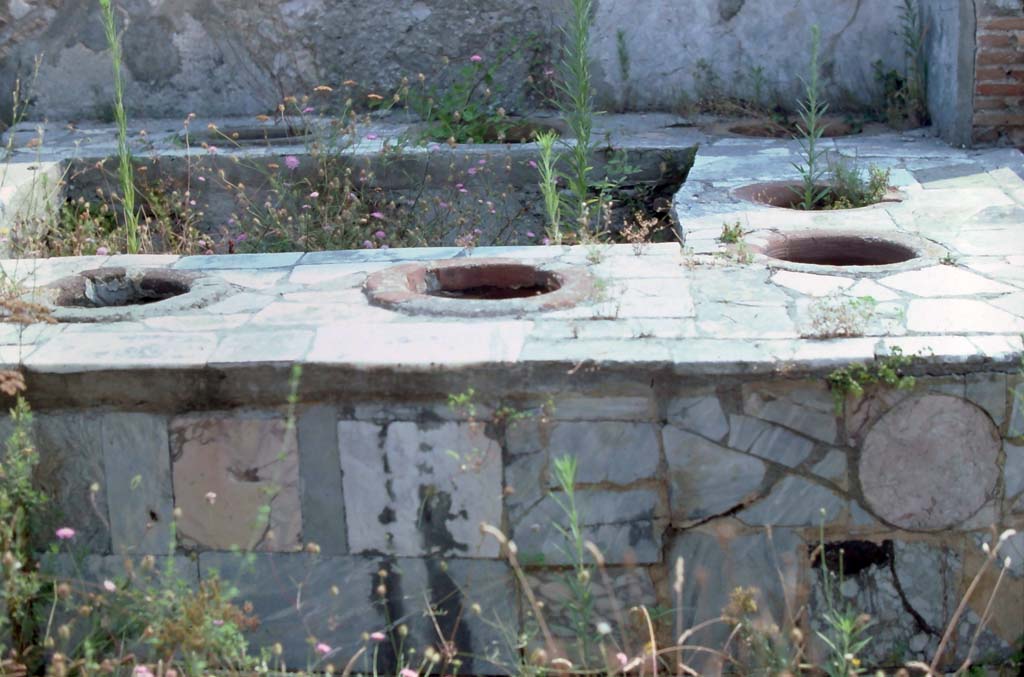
[21, 372, 1024, 670]
[973, 0, 1024, 147]
[0, 0, 909, 122]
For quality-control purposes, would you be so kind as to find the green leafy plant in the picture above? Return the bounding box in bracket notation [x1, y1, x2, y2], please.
[826, 347, 916, 414]
[875, 0, 929, 127]
[404, 53, 512, 144]
[719, 220, 744, 244]
[0, 394, 47, 666]
[549, 455, 597, 667]
[556, 0, 597, 233]
[813, 516, 874, 677]
[793, 25, 830, 211]
[825, 155, 890, 209]
[536, 130, 563, 244]
[97, 0, 139, 253]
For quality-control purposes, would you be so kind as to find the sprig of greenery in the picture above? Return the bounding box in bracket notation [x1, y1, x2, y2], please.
[536, 130, 563, 244]
[792, 25, 830, 211]
[826, 347, 916, 414]
[556, 0, 597, 233]
[98, 0, 139, 253]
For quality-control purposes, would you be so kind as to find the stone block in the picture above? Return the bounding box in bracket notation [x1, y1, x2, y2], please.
[339, 420, 502, 558]
[726, 415, 814, 468]
[737, 476, 847, 528]
[664, 426, 765, 524]
[524, 566, 656, 666]
[667, 524, 804, 674]
[171, 414, 302, 551]
[102, 413, 174, 554]
[198, 553, 517, 674]
[742, 381, 838, 444]
[548, 422, 661, 485]
[666, 392, 729, 442]
[12, 412, 112, 553]
[511, 487, 666, 565]
[297, 406, 347, 555]
[965, 372, 1008, 429]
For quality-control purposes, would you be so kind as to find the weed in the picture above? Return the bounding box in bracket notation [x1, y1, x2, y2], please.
[404, 52, 513, 144]
[813, 516, 874, 677]
[616, 29, 631, 111]
[621, 212, 657, 255]
[557, 0, 597, 234]
[826, 346, 916, 414]
[718, 220, 744, 244]
[536, 130, 563, 244]
[793, 25, 830, 210]
[805, 292, 877, 338]
[98, 0, 139, 253]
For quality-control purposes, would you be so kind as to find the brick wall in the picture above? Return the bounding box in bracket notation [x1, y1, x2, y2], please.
[974, 0, 1024, 147]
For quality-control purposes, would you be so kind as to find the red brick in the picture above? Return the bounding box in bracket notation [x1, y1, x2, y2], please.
[976, 66, 1024, 83]
[980, 17, 1024, 31]
[979, 33, 1017, 48]
[976, 82, 1024, 96]
[977, 50, 1023, 65]
[973, 111, 1024, 126]
[974, 95, 1018, 110]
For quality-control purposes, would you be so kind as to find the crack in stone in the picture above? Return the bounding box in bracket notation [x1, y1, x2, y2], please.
[888, 546, 939, 636]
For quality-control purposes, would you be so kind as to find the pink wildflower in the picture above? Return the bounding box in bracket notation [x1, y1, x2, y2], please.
[213, 620, 224, 627]
[526, 231, 535, 238]
[370, 211, 385, 220]
[133, 667, 154, 677]
[528, 160, 538, 169]
[467, 167, 478, 176]
[103, 579, 116, 592]
[616, 653, 628, 668]
[374, 230, 386, 239]
[197, 176, 206, 182]
[309, 191, 320, 198]
[55, 527, 76, 540]
[235, 233, 248, 243]
[469, 54, 483, 63]
[362, 240, 374, 249]
[542, 237, 551, 245]
[478, 159, 486, 165]
[370, 631, 386, 642]
[96, 246, 109, 256]
[365, 133, 379, 141]
[400, 669, 418, 677]
[207, 145, 219, 155]
[284, 155, 300, 170]
[315, 643, 332, 655]
[302, 106, 315, 113]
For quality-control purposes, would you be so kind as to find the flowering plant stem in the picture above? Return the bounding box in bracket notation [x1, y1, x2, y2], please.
[536, 131, 563, 244]
[557, 0, 596, 235]
[98, 0, 139, 253]
[792, 25, 829, 211]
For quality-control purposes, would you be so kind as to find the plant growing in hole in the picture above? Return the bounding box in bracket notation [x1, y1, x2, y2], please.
[805, 292, 877, 339]
[826, 346, 916, 414]
[812, 513, 874, 677]
[718, 220, 745, 244]
[793, 25, 830, 210]
[825, 154, 890, 209]
[97, 0, 139, 253]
